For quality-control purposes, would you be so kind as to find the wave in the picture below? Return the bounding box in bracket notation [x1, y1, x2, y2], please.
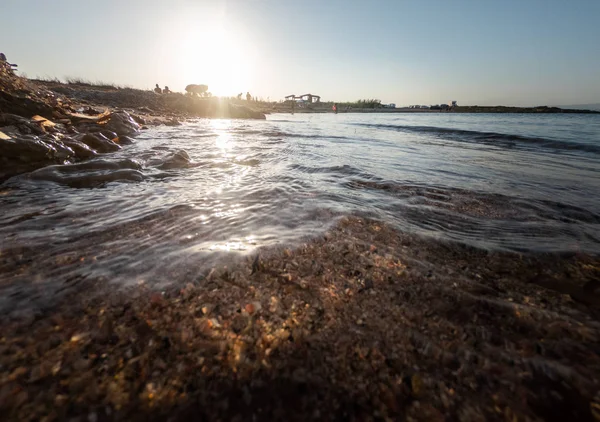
[234, 128, 350, 141]
[354, 123, 600, 154]
[288, 163, 373, 178]
[20, 159, 145, 188]
[345, 179, 600, 224]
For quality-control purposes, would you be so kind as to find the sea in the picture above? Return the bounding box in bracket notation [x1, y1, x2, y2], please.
[1, 113, 599, 312]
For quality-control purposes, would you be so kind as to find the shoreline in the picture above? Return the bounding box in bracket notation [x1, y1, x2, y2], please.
[1, 217, 599, 420]
[0, 66, 265, 182]
[3, 66, 600, 420]
[260, 106, 600, 115]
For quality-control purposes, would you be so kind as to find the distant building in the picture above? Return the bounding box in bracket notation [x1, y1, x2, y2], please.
[285, 93, 321, 104]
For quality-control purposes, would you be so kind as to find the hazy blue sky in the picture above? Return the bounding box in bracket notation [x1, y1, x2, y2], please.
[1, 0, 599, 106]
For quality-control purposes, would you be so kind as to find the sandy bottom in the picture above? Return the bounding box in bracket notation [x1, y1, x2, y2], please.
[1, 217, 600, 421]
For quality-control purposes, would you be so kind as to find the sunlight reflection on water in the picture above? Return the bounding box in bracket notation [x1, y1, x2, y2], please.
[1, 112, 599, 310]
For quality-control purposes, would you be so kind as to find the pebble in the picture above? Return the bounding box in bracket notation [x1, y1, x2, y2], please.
[244, 301, 262, 315]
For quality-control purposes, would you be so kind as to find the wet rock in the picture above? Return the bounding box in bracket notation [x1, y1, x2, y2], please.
[60, 138, 98, 159]
[181, 282, 196, 299]
[31, 115, 57, 132]
[116, 135, 135, 145]
[82, 106, 101, 115]
[99, 111, 140, 136]
[156, 150, 192, 170]
[164, 118, 181, 126]
[0, 113, 45, 135]
[0, 134, 73, 163]
[251, 255, 261, 275]
[78, 133, 121, 153]
[99, 130, 118, 141]
[129, 114, 146, 125]
[25, 159, 144, 188]
[0, 90, 56, 121]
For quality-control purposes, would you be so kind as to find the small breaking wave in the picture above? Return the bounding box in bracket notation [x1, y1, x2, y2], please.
[354, 123, 600, 154]
[20, 159, 145, 188]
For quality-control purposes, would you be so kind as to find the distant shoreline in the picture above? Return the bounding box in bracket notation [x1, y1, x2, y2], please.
[20, 75, 600, 115]
[262, 105, 600, 115]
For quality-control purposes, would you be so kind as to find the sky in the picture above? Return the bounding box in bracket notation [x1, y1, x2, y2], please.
[1, 0, 599, 106]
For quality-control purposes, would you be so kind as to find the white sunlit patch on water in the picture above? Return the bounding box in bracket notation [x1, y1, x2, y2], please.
[213, 204, 244, 219]
[215, 132, 234, 151]
[211, 119, 235, 150]
[209, 236, 257, 252]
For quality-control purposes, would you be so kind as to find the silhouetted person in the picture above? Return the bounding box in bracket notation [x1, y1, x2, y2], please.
[154, 84, 162, 94]
[237, 93, 242, 100]
[332, 103, 338, 114]
[246, 92, 251, 101]
[163, 86, 171, 94]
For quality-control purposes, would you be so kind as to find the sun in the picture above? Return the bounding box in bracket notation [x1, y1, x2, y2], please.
[177, 24, 254, 97]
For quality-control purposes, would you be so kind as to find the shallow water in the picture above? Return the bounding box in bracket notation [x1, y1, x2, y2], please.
[1, 112, 600, 311]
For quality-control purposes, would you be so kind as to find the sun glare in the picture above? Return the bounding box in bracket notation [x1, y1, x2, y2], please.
[177, 24, 254, 97]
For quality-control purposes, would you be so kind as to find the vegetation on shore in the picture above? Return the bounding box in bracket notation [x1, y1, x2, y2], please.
[31, 78, 265, 119]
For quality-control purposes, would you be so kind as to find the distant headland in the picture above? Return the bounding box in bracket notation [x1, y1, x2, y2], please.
[260, 98, 600, 114]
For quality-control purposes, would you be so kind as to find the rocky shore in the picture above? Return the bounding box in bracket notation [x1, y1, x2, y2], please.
[0, 63, 264, 182]
[1, 217, 600, 421]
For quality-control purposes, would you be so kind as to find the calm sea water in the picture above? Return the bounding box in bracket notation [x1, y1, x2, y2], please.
[1, 113, 599, 311]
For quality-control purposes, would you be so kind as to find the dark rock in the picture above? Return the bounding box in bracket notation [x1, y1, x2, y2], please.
[60, 138, 98, 159]
[116, 135, 135, 145]
[164, 118, 181, 126]
[78, 133, 121, 153]
[99, 130, 118, 141]
[0, 90, 56, 120]
[82, 106, 101, 115]
[100, 111, 140, 136]
[26, 159, 144, 188]
[0, 133, 75, 181]
[129, 114, 146, 125]
[0, 134, 73, 163]
[0, 113, 45, 135]
[156, 150, 192, 169]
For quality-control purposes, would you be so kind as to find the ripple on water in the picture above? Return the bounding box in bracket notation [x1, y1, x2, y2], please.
[1, 113, 599, 313]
